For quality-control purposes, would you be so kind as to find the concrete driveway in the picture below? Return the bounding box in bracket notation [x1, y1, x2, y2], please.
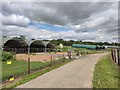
[17, 53, 108, 88]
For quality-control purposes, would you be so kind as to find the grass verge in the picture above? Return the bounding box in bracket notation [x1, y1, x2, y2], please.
[2, 60, 50, 81]
[93, 54, 120, 88]
[2, 58, 72, 89]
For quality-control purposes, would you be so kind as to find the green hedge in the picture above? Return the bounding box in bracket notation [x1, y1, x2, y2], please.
[2, 51, 15, 61]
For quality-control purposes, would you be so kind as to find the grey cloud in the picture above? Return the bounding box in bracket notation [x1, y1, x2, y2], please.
[2, 14, 30, 27]
[2, 2, 114, 25]
[2, 24, 117, 42]
[1, 2, 118, 42]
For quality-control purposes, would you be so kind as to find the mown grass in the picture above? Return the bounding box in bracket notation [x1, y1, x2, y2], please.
[2, 58, 72, 89]
[2, 58, 67, 81]
[93, 54, 120, 88]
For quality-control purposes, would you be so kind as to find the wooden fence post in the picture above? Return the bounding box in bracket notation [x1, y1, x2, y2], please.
[51, 55, 53, 65]
[113, 49, 114, 61]
[114, 49, 116, 63]
[111, 49, 114, 61]
[63, 54, 65, 58]
[28, 57, 30, 74]
[117, 48, 120, 66]
[113, 49, 115, 62]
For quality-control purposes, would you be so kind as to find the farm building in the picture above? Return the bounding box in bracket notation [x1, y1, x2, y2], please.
[3, 38, 55, 53]
[72, 44, 106, 50]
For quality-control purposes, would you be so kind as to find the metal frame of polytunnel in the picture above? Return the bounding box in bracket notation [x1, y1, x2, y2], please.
[2, 37, 56, 54]
[2, 36, 37, 55]
[3, 37, 36, 52]
[43, 41, 49, 53]
[30, 41, 55, 53]
[3, 38, 27, 53]
[30, 40, 45, 53]
[2, 36, 13, 49]
[24, 39, 35, 74]
[25, 39, 35, 54]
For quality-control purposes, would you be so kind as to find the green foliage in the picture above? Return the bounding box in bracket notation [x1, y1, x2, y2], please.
[3, 59, 71, 89]
[62, 46, 70, 52]
[2, 52, 15, 61]
[2, 58, 71, 81]
[50, 39, 119, 46]
[93, 54, 120, 88]
[19, 35, 26, 40]
[12, 35, 26, 40]
[2, 60, 48, 81]
[55, 46, 98, 55]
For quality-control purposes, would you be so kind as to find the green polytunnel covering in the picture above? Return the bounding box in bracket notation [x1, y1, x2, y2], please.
[72, 44, 96, 49]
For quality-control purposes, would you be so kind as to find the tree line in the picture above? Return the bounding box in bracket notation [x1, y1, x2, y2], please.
[50, 39, 120, 46]
[4, 35, 120, 46]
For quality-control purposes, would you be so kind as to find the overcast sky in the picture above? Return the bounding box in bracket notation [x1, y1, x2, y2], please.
[1, 0, 119, 42]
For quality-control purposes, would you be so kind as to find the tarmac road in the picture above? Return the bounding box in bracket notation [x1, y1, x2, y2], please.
[17, 53, 108, 88]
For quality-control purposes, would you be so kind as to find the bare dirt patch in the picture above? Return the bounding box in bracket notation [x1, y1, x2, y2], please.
[16, 52, 67, 62]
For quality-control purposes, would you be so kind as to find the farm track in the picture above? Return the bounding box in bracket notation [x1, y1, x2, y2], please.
[17, 53, 108, 88]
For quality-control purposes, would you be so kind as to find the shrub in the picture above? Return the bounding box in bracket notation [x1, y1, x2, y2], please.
[2, 51, 15, 61]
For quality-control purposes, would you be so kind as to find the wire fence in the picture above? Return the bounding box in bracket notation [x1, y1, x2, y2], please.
[2, 47, 93, 83]
[111, 48, 120, 67]
[2, 51, 75, 83]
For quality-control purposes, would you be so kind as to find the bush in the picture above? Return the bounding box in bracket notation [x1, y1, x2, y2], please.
[2, 51, 15, 61]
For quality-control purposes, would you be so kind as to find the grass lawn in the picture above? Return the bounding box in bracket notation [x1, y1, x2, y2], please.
[93, 54, 120, 88]
[2, 58, 72, 89]
[2, 57, 68, 82]
[2, 60, 50, 81]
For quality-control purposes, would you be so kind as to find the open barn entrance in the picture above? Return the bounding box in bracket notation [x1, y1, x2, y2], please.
[3, 38, 56, 53]
[30, 40, 45, 53]
[3, 39, 28, 53]
[30, 41, 55, 53]
[46, 43, 55, 52]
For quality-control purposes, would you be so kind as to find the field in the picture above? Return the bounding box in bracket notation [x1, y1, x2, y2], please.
[2, 46, 103, 81]
[2, 46, 103, 87]
[93, 54, 120, 88]
[2, 59, 72, 88]
[2, 60, 48, 81]
[2, 51, 69, 82]
[15, 47, 100, 62]
[16, 52, 67, 62]
[2, 56, 68, 82]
